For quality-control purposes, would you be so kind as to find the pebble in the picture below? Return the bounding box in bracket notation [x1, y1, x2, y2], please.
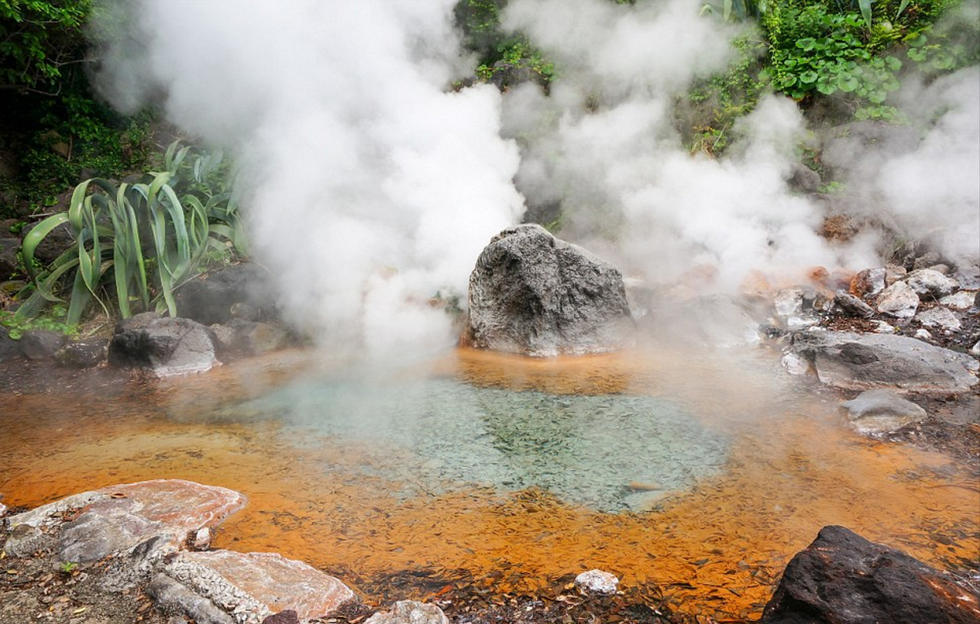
[914, 329, 932, 341]
[191, 527, 211, 551]
[970, 341, 980, 357]
[871, 320, 896, 334]
[834, 291, 874, 318]
[575, 569, 620, 596]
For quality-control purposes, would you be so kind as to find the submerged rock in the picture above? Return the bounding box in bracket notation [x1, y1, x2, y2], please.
[365, 601, 449, 624]
[466, 225, 634, 356]
[788, 330, 978, 394]
[108, 314, 218, 376]
[840, 389, 927, 435]
[761, 525, 980, 624]
[876, 281, 919, 319]
[158, 550, 356, 624]
[575, 569, 620, 596]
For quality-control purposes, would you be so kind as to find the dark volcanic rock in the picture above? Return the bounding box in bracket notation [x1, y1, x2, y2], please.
[762, 525, 980, 624]
[0, 235, 19, 280]
[789, 330, 978, 394]
[466, 225, 634, 357]
[108, 314, 217, 376]
[19, 329, 66, 360]
[0, 327, 19, 362]
[175, 264, 273, 325]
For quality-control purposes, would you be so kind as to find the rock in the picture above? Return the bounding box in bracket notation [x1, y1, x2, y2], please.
[761, 525, 980, 624]
[788, 330, 979, 394]
[940, 290, 977, 310]
[191, 527, 212, 551]
[914, 328, 932, 341]
[574, 569, 620, 596]
[466, 225, 634, 356]
[833, 291, 874, 318]
[262, 611, 300, 624]
[19, 329, 66, 360]
[54, 338, 107, 368]
[850, 267, 886, 297]
[871, 320, 895, 333]
[952, 264, 980, 290]
[773, 288, 803, 318]
[840, 389, 927, 435]
[159, 550, 357, 624]
[915, 306, 961, 332]
[884, 264, 907, 286]
[876, 281, 919, 319]
[31, 221, 74, 264]
[928, 263, 951, 275]
[175, 264, 273, 325]
[788, 163, 821, 193]
[0, 327, 19, 361]
[0, 501, 6, 517]
[108, 315, 218, 377]
[5, 480, 245, 564]
[0, 236, 19, 280]
[781, 352, 810, 376]
[912, 250, 941, 270]
[971, 341, 980, 357]
[365, 601, 449, 624]
[232, 321, 289, 356]
[148, 574, 235, 624]
[906, 268, 959, 298]
[3, 524, 47, 557]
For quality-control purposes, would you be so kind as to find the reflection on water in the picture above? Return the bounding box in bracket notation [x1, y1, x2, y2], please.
[0, 346, 977, 621]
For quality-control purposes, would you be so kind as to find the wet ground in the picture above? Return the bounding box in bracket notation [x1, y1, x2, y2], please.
[1, 344, 978, 622]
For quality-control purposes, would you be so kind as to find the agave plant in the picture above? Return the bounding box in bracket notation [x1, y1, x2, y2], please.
[14, 141, 246, 324]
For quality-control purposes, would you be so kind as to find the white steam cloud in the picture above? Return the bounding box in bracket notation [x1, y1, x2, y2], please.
[91, 0, 978, 353]
[93, 0, 525, 355]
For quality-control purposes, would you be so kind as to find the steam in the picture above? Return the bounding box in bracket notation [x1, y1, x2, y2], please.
[90, 0, 978, 354]
[92, 0, 524, 355]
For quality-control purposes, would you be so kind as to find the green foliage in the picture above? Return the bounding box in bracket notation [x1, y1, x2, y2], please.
[455, 0, 554, 88]
[0, 0, 91, 95]
[59, 561, 78, 574]
[14, 141, 245, 324]
[0, 304, 76, 338]
[0, 0, 154, 218]
[685, 35, 769, 154]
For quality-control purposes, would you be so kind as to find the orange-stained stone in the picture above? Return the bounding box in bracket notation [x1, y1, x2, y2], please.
[170, 550, 356, 620]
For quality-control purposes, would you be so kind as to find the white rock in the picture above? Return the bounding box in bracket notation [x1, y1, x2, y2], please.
[971, 341, 980, 357]
[575, 569, 620, 596]
[940, 290, 977, 310]
[365, 600, 449, 624]
[191, 527, 211, 551]
[877, 281, 919, 319]
[786, 316, 820, 329]
[906, 269, 959, 298]
[914, 329, 932, 341]
[884, 264, 907, 286]
[781, 352, 811, 375]
[840, 389, 927, 435]
[871, 320, 896, 334]
[915, 307, 961, 332]
[0, 501, 6, 517]
[773, 288, 804, 317]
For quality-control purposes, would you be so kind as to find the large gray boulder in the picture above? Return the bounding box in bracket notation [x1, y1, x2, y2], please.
[466, 225, 634, 357]
[789, 330, 978, 394]
[108, 313, 218, 377]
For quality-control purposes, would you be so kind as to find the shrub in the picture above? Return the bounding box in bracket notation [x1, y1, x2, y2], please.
[14, 142, 245, 325]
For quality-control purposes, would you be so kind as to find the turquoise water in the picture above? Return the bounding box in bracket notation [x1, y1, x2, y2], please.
[214, 374, 731, 512]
